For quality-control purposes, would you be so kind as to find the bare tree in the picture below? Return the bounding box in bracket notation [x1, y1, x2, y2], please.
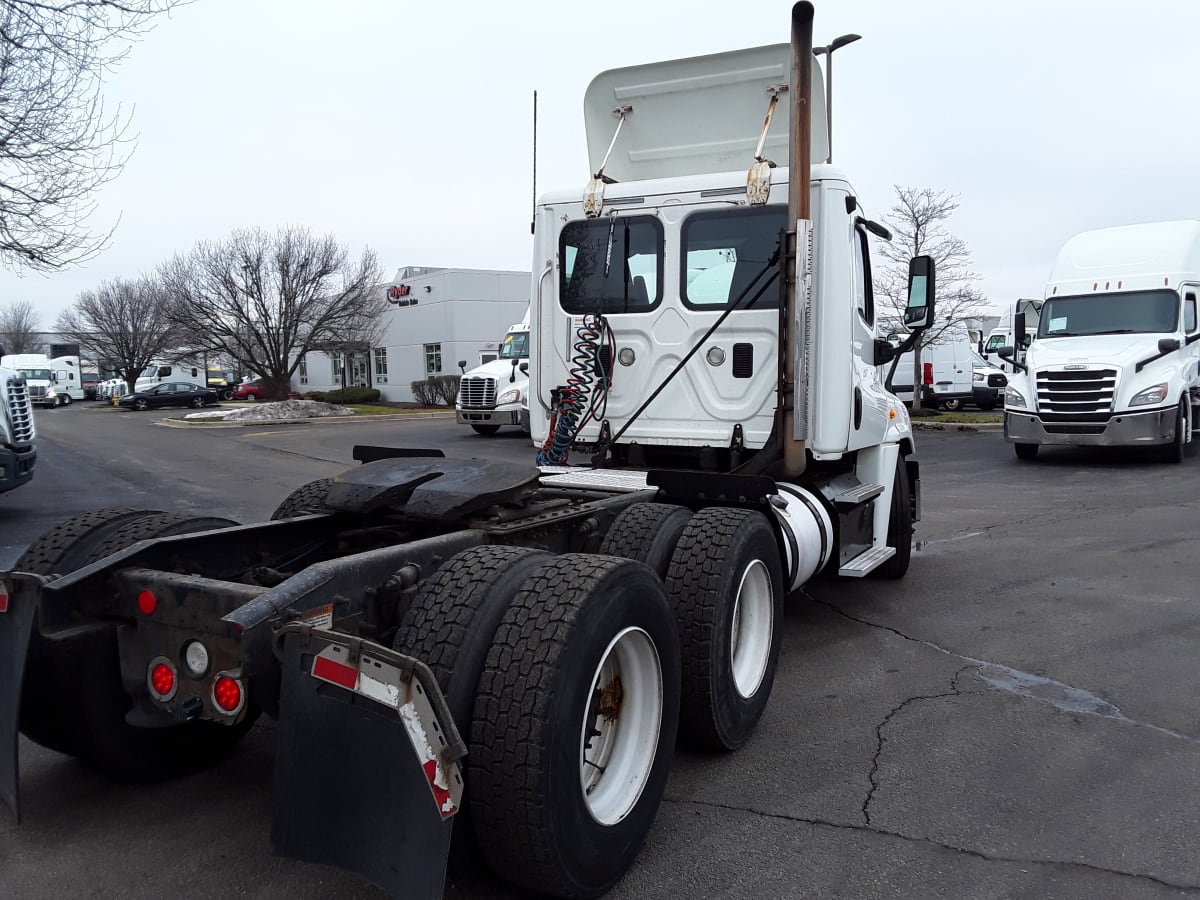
[0, 0, 185, 271]
[0, 298, 40, 353]
[160, 226, 386, 400]
[55, 275, 181, 391]
[874, 187, 989, 409]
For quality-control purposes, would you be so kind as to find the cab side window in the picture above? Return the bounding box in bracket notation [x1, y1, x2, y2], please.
[1185, 293, 1197, 333]
[853, 226, 874, 326]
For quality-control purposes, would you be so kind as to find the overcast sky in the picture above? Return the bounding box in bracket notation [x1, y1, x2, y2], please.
[3, 0, 1198, 327]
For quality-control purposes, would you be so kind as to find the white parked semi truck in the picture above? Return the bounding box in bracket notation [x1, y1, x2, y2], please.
[0, 354, 63, 409]
[0, 348, 36, 493]
[456, 310, 530, 435]
[0, 6, 936, 898]
[1002, 220, 1200, 462]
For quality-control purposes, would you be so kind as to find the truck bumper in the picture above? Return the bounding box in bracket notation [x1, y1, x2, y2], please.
[1004, 406, 1176, 446]
[456, 406, 521, 426]
[0, 444, 35, 493]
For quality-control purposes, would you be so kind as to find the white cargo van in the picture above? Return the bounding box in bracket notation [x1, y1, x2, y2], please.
[1003, 220, 1200, 462]
[884, 321, 975, 410]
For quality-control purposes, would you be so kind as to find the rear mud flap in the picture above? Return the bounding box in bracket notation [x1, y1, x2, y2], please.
[272, 627, 465, 900]
[0, 573, 42, 822]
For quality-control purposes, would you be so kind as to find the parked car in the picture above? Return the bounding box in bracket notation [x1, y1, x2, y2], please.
[232, 380, 265, 401]
[118, 381, 219, 411]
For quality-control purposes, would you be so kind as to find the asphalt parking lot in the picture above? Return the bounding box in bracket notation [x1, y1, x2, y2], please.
[3, 403, 1199, 899]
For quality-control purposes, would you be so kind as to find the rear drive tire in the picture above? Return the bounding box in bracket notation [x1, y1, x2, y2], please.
[599, 502, 693, 579]
[471, 424, 501, 436]
[666, 507, 784, 751]
[872, 457, 913, 579]
[1014, 443, 1039, 461]
[270, 478, 334, 519]
[469, 555, 680, 898]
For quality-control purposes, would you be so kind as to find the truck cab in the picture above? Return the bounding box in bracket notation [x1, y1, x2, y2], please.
[0, 346, 36, 492]
[455, 313, 530, 435]
[1003, 221, 1200, 461]
[0, 354, 60, 409]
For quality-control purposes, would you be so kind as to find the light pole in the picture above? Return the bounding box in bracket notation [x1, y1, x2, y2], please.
[812, 33, 861, 164]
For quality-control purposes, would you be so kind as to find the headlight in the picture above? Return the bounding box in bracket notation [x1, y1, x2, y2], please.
[497, 388, 522, 405]
[973, 372, 985, 384]
[1004, 387, 1027, 409]
[1129, 383, 1168, 407]
[46, 388, 57, 397]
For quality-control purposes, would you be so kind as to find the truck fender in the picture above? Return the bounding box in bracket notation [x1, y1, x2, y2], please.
[0, 572, 46, 822]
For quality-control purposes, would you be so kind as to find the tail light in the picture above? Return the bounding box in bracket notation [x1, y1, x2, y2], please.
[212, 673, 245, 715]
[147, 657, 178, 701]
[0, 578, 9, 613]
[923, 362, 934, 385]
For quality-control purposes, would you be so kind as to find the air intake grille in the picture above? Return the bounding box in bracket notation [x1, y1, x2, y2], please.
[732, 343, 754, 378]
[459, 375, 497, 409]
[987, 373, 1007, 388]
[6, 377, 34, 445]
[27, 384, 46, 399]
[1035, 368, 1117, 416]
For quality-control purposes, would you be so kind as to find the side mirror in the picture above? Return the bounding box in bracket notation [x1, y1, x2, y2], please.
[1014, 313, 1027, 349]
[1159, 337, 1181, 354]
[510, 358, 519, 383]
[902, 255, 936, 329]
[457, 360, 467, 373]
[519, 362, 530, 375]
[997, 346, 1015, 360]
[874, 339, 896, 365]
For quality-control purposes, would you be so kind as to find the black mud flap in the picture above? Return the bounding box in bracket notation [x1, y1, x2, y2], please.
[0, 572, 43, 822]
[272, 626, 465, 900]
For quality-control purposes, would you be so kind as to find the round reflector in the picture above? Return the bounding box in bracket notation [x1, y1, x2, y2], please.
[213, 676, 242, 713]
[137, 590, 157, 615]
[150, 662, 175, 698]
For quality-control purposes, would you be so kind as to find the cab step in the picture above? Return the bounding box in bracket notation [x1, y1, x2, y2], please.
[838, 545, 896, 577]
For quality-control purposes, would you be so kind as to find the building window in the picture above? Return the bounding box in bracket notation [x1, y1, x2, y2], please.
[298, 354, 308, 385]
[332, 351, 345, 383]
[424, 343, 442, 375]
[373, 347, 388, 383]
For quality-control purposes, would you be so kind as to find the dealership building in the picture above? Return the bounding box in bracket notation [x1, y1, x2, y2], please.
[296, 266, 530, 402]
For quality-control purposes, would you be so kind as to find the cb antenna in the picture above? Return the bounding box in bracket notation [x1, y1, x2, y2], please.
[531, 90, 537, 235]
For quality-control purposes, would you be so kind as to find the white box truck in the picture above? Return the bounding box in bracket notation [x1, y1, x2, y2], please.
[1002, 220, 1200, 461]
[455, 310, 530, 435]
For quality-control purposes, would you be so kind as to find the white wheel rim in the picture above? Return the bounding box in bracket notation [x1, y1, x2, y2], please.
[579, 626, 663, 826]
[729, 559, 773, 699]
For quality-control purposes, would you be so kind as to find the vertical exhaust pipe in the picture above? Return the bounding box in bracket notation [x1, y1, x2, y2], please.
[781, 1, 814, 478]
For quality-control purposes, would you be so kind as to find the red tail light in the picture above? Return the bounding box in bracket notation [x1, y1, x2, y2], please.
[137, 590, 157, 615]
[212, 675, 244, 714]
[0, 579, 9, 613]
[923, 362, 934, 385]
[148, 660, 176, 699]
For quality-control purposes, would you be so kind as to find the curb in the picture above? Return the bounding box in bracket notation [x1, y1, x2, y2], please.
[156, 411, 456, 429]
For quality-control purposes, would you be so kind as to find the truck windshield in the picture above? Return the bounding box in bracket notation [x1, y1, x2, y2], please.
[499, 331, 529, 360]
[560, 215, 662, 314]
[18, 368, 52, 380]
[1038, 290, 1178, 338]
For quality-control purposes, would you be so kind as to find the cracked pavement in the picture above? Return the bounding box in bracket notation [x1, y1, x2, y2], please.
[5, 414, 1200, 899]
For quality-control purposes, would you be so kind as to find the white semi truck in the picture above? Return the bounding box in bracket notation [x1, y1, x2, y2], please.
[1002, 220, 1200, 462]
[0, 5, 936, 898]
[0, 354, 63, 409]
[455, 310, 530, 435]
[0, 348, 36, 493]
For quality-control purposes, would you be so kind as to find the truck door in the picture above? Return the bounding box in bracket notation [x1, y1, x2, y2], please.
[848, 220, 890, 451]
[1181, 288, 1200, 412]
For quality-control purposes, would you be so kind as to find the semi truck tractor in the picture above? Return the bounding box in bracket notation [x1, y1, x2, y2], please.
[0, 348, 36, 493]
[1002, 221, 1200, 462]
[0, 5, 936, 898]
[0, 353, 61, 409]
[455, 309, 531, 435]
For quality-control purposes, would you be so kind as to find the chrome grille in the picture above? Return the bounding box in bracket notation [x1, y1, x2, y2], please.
[459, 375, 497, 409]
[1035, 368, 1117, 416]
[27, 384, 46, 399]
[6, 377, 35, 445]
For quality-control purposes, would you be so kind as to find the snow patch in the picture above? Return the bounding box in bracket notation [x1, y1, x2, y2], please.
[184, 400, 353, 421]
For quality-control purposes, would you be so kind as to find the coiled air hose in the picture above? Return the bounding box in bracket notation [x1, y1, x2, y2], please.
[536, 314, 613, 465]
